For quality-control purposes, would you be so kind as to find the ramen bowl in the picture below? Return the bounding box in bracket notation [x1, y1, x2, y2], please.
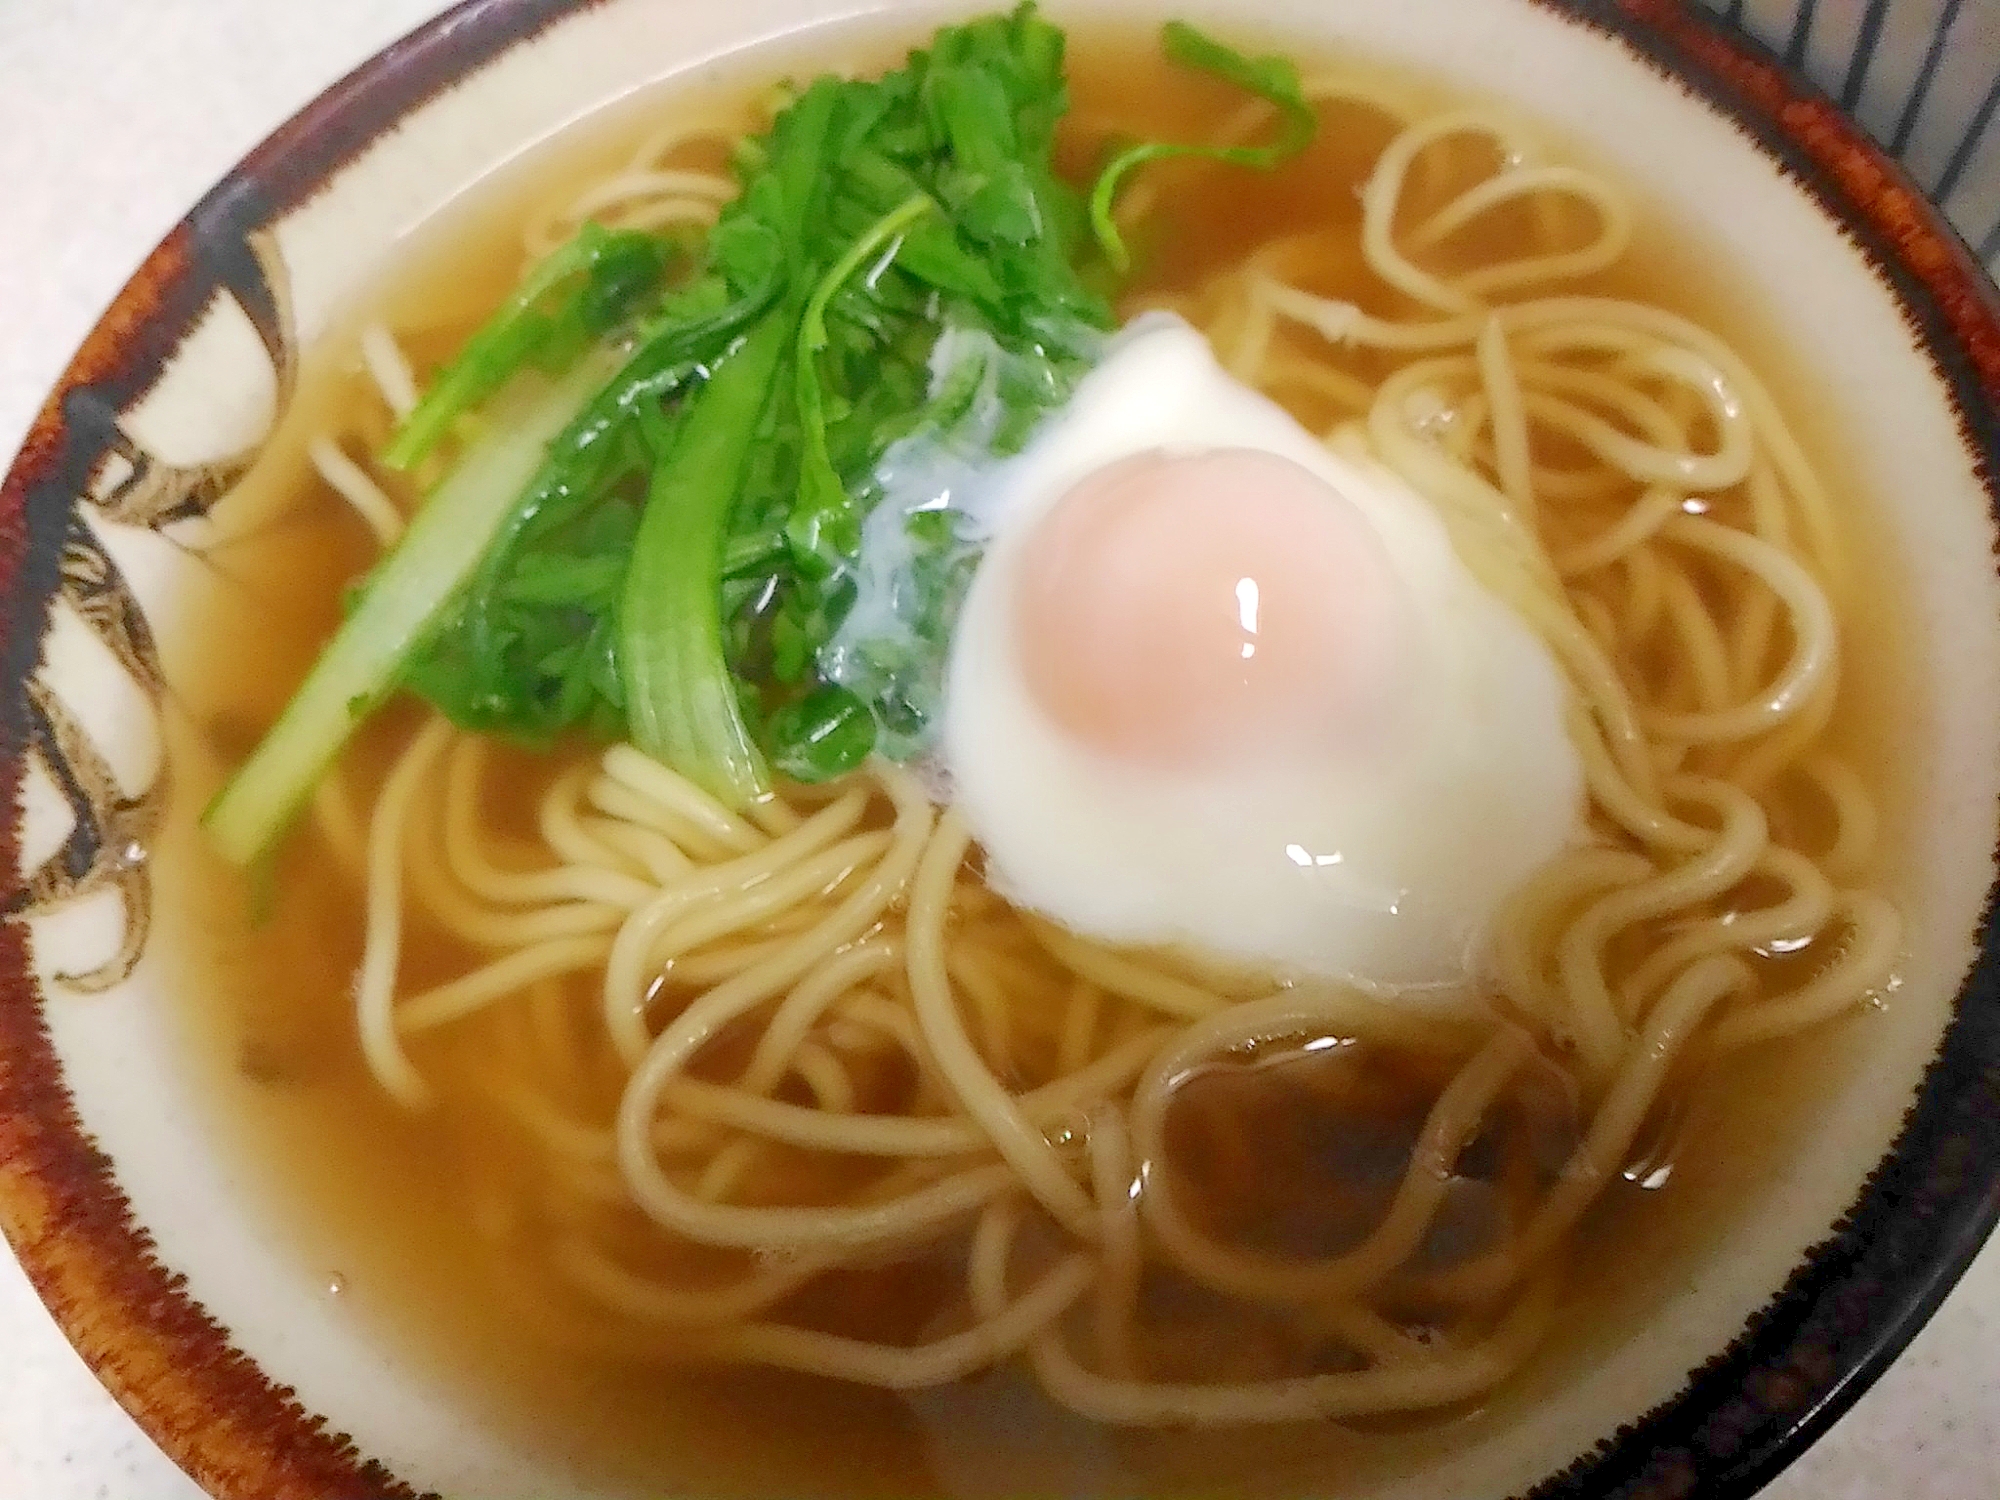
[2, 0, 1998, 1496]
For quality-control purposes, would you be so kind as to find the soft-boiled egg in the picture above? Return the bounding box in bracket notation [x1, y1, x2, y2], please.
[938, 315, 1584, 991]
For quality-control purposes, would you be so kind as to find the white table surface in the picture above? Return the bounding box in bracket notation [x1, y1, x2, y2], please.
[0, 1, 1996, 1496]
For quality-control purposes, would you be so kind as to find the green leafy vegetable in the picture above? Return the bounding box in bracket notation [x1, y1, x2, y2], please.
[381, 224, 672, 470]
[818, 325, 1033, 759]
[203, 348, 621, 866]
[396, 286, 774, 741]
[394, 3, 1114, 769]
[621, 308, 793, 805]
[766, 684, 876, 781]
[208, 6, 1326, 861]
[1088, 21, 1317, 270]
[789, 193, 939, 577]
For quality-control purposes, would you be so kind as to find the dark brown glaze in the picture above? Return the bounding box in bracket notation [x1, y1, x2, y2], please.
[0, 214, 428, 1500]
[0, 0, 604, 1490]
[0, 2, 1993, 1499]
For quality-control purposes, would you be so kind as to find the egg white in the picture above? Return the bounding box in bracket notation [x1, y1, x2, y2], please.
[939, 315, 1585, 992]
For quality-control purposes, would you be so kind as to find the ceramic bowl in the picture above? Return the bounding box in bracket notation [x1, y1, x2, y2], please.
[3, 1, 1999, 1497]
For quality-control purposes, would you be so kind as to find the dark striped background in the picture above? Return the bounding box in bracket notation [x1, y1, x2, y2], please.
[1702, 0, 2000, 258]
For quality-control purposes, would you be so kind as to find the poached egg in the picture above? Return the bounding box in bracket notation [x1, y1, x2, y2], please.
[935, 315, 1583, 992]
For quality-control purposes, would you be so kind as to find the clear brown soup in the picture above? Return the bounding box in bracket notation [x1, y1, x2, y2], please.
[163, 19, 1912, 1498]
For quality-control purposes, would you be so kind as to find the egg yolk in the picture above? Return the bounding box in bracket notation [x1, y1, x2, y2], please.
[1013, 448, 1408, 768]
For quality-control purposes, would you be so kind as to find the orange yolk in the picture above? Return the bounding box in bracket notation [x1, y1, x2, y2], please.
[1013, 448, 1406, 768]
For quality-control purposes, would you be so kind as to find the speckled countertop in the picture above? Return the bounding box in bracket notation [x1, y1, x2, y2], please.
[0, 1, 1996, 1495]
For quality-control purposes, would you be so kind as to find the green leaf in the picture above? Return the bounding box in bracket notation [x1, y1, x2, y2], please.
[766, 684, 876, 781]
[788, 192, 938, 578]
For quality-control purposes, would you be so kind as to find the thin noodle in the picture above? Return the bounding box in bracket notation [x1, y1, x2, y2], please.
[359, 323, 420, 418]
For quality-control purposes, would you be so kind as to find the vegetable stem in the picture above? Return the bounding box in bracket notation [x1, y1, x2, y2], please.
[203, 349, 619, 866]
[620, 308, 796, 807]
[1088, 21, 1318, 271]
[382, 225, 668, 470]
[789, 192, 938, 571]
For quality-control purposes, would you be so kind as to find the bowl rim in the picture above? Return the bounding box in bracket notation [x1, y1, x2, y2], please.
[1, 1, 1997, 1497]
